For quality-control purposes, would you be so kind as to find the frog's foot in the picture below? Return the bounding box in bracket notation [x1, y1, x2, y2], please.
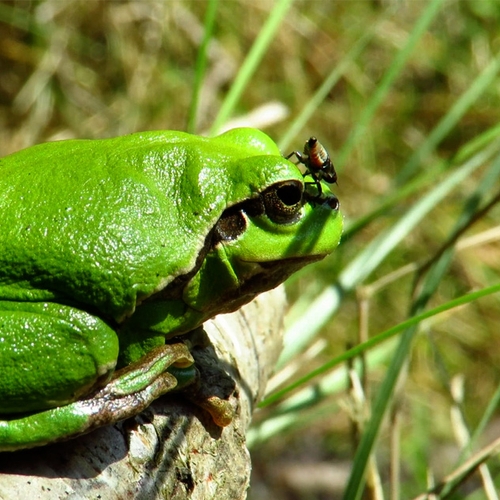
[103, 337, 235, 428]
[106, 341, 195, 397]
[168, 329, 236, 427]
[183, 383, 235, 427]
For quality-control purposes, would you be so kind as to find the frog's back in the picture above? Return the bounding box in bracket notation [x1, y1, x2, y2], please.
[0, 129, 299, 322]
[0, 134, 218, 321]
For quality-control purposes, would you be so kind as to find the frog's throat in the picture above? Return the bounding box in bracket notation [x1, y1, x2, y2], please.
[186, 253, 326, 319]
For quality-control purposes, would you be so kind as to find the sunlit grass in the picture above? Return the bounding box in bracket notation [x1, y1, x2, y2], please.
[2, 1, 500, 498]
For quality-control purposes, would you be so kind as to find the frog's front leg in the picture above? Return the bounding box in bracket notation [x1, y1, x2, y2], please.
[115, 301, 235, 427]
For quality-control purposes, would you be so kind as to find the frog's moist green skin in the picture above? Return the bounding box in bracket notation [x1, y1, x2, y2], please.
[0, 128, 342, 451]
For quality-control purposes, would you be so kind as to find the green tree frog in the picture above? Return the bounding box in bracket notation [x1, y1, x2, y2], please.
[0, 128, 342, 451]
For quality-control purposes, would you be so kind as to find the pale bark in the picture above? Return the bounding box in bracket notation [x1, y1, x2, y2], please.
[0, 286, 286, 500]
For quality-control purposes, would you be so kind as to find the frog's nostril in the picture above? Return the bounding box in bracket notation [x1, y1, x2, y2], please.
[324, 195, 340, 210]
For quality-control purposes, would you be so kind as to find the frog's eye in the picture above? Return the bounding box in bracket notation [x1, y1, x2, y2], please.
[261, 180, 303, 224]
[212, 180, 304, 244]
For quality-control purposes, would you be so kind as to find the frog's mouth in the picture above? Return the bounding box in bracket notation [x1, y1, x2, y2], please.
[213, 254, 325, 315]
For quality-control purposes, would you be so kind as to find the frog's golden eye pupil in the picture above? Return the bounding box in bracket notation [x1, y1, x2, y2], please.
[276, 182, 302, 206]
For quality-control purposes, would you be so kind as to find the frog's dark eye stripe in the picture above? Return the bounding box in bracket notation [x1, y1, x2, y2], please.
[212, 206, 248, 242]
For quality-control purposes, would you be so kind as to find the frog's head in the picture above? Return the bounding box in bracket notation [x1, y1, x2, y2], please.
[180, 152, 343, 319]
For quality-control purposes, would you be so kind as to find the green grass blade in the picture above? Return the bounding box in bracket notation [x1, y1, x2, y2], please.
[187, 0, 219, 134]
[396, 52, 500, 184]
[451, 383, 500, 486]
[278, 28, 375, 152]
[344, 120, 500, 242]
[248, 338, 397, 448]
[263, 283, 500, 409]
[343, 153, 500, 500]
[209, 0, 294, 134]
[336, 0, 446, 168]
[344, 250, 455, 499]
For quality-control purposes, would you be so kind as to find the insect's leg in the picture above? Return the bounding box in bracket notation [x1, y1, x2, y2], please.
[315, 180, 323, 197]
[309, 170, 322, 197]
[285, 151, 304, 164]
[303, 177, 323, 197]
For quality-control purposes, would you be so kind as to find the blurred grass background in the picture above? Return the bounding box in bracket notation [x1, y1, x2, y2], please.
[1, 1, 500, 498]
